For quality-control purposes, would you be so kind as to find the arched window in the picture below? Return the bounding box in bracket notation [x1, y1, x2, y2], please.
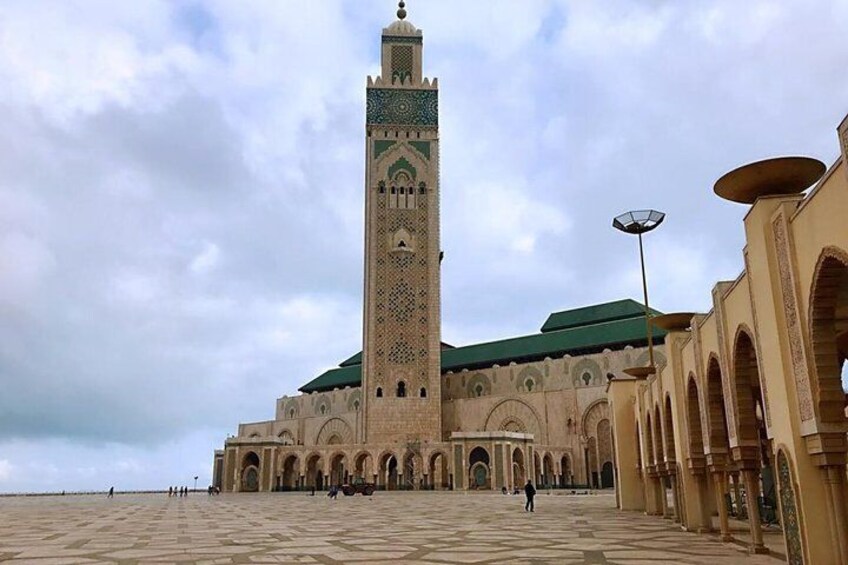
[289, 409, 295, 419]
[526, 379, 534, 392]
[376, 387, 383, 398]
[475, 384, 484, 397]
[582, 372, 591, 386]
[319, 405, 326, 415]
[419, 182, 426, 194]
[397, 381, 406, 397]
[353, 400, 360, 411]
[399, 186, 405, 195]
[420, 387, 427, 398]
[391, 186, 396, 194]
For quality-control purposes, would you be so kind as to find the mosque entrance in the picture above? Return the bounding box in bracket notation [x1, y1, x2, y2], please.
[601, 461, 614, 488]
[468, 447, 490, 489]
[240, 452, 260, 492]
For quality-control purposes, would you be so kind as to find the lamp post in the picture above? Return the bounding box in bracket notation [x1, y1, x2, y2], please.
[613, 209, 665, 378]
[193, 476, 198, 492]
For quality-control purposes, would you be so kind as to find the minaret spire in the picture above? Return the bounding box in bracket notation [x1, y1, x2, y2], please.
[397, 1, 407, 20]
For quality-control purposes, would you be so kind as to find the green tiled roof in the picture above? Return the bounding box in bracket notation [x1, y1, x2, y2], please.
[298, 300, 665, 394]
[299, 364, 362, 393]
[541, 299, 662, 333]
[339, 352, 362, 367]
[440, 315, 665, 372]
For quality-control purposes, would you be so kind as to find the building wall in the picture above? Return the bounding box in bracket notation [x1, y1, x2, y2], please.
[224, 344, 660, 492]
[609, 131, 848, 565]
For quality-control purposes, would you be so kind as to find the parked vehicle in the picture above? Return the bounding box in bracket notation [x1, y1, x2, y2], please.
[342, 477, 375, 496]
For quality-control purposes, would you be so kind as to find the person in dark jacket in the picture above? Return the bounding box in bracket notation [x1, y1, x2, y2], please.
[524, 480, 536, 512]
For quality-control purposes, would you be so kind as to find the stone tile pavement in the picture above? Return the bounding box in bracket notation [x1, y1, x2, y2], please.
[0, 491, 786, 564]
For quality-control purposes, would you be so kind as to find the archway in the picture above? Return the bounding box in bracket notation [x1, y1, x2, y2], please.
[601, 461, 615, 488]
[378, 452, 399, 490]
[428, 451, 449, 490]
[469, 446, 490, 489]
[809, 249, 848, 561]
[686, 376, 712, 531]
[663, 395, 681, 522]
[542, 453, 554, 488]
[706, 356, 733, 539]
[560, 454, 572, 487]
[402, 451, 417, 490]
[281, 454, 299, 491]
[731, 329, 777, 553]
[512, 448, 526, 490]
[306, 453, 323, 490]
[354, 451, 372, 482]
[241, 451, 260, 492]
[329, 453, 346, 487]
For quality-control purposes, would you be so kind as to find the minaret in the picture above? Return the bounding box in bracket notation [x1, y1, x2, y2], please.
[361, 1, 442, 444]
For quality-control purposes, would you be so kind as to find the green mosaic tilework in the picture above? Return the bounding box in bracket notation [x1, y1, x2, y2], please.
[388, 157, 417, 181]
[374, 140, 396, 159]
[410, 141, 431, 160]
[382, 35, 422, 44]
[367, 88, 438, 127]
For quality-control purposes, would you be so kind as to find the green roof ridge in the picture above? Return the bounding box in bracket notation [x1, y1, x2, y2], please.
[299, 308, 665, 393]
[540, 298, 662, 333]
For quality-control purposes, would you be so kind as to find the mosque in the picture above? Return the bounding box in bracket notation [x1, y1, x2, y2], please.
[215, 3, 848, 563]
[213, 2, 664, 495]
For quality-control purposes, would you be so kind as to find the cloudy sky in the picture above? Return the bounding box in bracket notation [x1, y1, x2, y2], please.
[0, 0, 846, 493]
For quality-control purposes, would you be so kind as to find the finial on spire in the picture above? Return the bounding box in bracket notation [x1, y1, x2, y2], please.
[397, 1, 407, 20]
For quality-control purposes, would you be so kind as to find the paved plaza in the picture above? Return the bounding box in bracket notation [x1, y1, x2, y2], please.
[0, 491, 785, 564]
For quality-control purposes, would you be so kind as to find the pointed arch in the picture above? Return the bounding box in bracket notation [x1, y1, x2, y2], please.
[315, 418, 354, 446]
[809, 246, 848, 424]
[686, 375, 705, 460]
[484, 398, 544, 441]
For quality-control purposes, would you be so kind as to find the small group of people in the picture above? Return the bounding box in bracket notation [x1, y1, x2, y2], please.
[207, 485, 221, 496]
[168, 486, 190, 497]
[326, 485, 340, 499]
[500, 480, 537, 511]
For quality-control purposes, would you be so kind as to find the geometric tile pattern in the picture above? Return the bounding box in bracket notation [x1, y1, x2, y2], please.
[367, 88, 438, 126]
[0, 492, 785, 564]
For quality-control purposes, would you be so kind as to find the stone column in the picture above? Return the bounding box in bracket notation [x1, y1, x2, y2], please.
[821, 465, 848, 563]
[659, 472, 670, 519]
[741, 469, 767, 554]
[697, 474, 713, 533]
[669, 473, 680, 523]
[730, 472, 741, 517]
[712, 472, 732, 542]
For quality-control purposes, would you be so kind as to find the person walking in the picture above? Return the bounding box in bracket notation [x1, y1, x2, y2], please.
[524, 480, 536, 512]
[107, 486, 114, 499]
[169, 486, 173, 497]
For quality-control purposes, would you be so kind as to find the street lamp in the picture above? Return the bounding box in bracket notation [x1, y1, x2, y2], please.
[193, 476, 198, 491]
[612, 209, 665, 379]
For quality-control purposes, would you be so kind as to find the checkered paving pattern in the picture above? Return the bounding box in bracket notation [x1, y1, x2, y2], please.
[0, 492, 785, 564]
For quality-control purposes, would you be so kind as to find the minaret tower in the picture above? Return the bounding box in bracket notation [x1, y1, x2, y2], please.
[361, 2, 441, 444]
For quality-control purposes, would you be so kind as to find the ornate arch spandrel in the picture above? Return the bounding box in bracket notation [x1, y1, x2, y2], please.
[773, 214, 815, 424]
[776, 448, 806, 565]
[581, 399, 610, 438]
[484, 398, 545, 442]
[315, 418, 354, 446]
